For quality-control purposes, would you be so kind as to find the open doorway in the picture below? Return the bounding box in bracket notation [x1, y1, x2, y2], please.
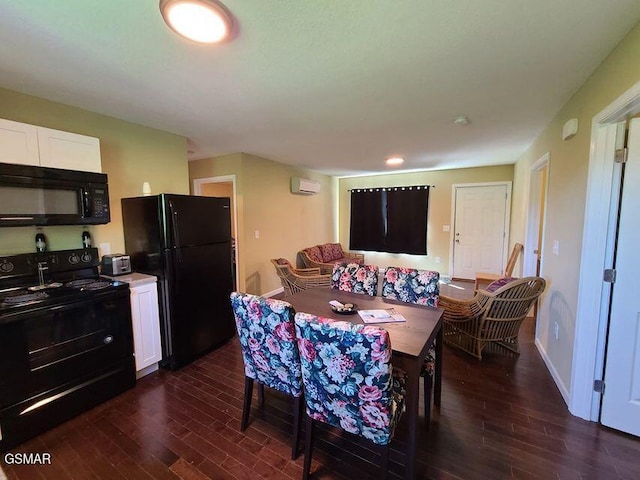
[524, 153, 549, 324]
[193, 176, 239, 291]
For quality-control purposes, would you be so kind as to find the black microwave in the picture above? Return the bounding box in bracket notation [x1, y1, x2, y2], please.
[0, 162, 110, 227]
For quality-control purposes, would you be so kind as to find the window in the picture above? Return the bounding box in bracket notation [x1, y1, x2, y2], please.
[349, 186, 430, 255]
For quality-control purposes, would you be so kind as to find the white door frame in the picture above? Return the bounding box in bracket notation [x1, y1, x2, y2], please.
[571, 80, 640, 420]
[448, 181, 512, 279]
[523, 153, 550, 277]
[192, 175, 240, 291]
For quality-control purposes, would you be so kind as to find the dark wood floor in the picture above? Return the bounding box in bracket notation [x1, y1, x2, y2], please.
[3, 281, 640, 479]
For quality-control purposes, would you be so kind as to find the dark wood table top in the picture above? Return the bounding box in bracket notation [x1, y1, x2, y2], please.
[286, 288, 443, 360]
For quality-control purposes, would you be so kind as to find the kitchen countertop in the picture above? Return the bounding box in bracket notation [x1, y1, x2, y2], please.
[102, 272, 157, 287]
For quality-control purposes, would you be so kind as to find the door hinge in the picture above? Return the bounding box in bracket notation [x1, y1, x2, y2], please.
[603, 268, 616, 283]
[614, 148, 628, 164]
[593, 379, 605, 394]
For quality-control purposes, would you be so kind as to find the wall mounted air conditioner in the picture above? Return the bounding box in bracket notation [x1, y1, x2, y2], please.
[291, 177, 321, 195]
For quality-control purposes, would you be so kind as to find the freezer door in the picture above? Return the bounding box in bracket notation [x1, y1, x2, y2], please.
[121, 195, 163, 274]
[164, 242, 235, 369]
[164, 195, 231, 247]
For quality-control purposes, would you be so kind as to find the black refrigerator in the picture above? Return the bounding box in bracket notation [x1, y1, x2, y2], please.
[121, 194, 236, 370]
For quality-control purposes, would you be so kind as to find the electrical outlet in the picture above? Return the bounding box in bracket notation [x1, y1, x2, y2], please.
[554, 321, 560, 341]
[442, 225, 450, 232]
[254, 230, 260, 239]
[435, 257, 441, 264]
[99, 243, 111, 255]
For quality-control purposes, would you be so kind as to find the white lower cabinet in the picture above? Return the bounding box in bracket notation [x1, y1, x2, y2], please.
[127, 276, 162, 378]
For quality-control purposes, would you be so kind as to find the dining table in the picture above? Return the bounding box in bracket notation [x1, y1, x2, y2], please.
[286, 287, 444, 480]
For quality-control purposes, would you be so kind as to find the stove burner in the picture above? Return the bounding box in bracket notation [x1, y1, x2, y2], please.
[65, 279, 113, 291]
[65, 279, 96, 288]
[80, 281, 112, 291]
[2, 291, 49, 305]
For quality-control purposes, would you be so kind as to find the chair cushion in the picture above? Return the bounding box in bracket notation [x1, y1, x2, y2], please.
[486, 276, 517, 292]
[304, 246, 324, 263]
[275, 258, 291, 266]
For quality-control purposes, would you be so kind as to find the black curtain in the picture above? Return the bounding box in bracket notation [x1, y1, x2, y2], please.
[349, 189, 385, 251]
[349, 186, 429, 255]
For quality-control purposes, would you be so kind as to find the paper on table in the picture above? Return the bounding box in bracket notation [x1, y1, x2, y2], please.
[358, 308, 406, 324]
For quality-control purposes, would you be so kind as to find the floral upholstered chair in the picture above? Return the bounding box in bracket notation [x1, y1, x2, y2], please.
[230, 292, 303, 459]
[330, 262, 379, 296]
[294, 312, 406, 479]
[382, 266, 440, 426]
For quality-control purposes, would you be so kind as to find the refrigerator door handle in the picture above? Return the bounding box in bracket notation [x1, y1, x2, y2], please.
[168, 201, 182, 263]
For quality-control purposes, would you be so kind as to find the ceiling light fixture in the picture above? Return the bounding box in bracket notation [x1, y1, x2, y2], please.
[385, 157, 405, 166]
[453, 115, 470, 125]
[159, 0, 233, 44]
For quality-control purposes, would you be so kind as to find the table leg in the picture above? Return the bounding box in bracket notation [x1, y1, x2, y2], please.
[434, 328, 443, 407]
[404, 359, 420, 480]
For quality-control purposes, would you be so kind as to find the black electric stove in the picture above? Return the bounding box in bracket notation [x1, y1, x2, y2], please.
[0, 248, 129, 315]
[0, 248, 135, 452]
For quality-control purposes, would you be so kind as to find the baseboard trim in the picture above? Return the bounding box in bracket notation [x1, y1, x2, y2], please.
[535, 338, 570, 407]
[263, 287, 284, 298]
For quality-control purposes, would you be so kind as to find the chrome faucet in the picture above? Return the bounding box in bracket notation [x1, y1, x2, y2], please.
[37, 262, 49, 287]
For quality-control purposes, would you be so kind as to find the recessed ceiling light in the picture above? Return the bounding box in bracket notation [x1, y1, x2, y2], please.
[453, 115, 470, 125]
[160, 0, 233, 44]
[385, 157, 405, 166]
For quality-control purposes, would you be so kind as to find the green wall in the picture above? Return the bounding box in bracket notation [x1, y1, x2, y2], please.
[510, 21, 640, 399]
[0, 87, 189, 256]
[189, 153, 336, 295]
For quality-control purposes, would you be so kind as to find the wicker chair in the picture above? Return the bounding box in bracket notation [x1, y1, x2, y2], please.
[474, 242, 523, 291]
[441, 276, 546, 360]
[271, 258, 331, 297]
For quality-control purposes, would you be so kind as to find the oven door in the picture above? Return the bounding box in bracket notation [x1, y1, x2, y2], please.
[0, 290, 134, 409]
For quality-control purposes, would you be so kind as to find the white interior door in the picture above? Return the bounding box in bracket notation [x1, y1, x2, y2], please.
[601, 118, 640, 436]
[452, 184, 510, 280]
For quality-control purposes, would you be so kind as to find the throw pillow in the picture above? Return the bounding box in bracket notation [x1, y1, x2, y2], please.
[319, 243, 336, 262]
[305, 246, 323, 263]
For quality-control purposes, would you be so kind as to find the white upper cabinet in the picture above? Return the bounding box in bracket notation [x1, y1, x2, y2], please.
[0, 118, 102, 172]
[0, 118, 40, 166]
[37, 127, 102, 173]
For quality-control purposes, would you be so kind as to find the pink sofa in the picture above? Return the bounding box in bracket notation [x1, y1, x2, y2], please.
[298, 243, 364, 274]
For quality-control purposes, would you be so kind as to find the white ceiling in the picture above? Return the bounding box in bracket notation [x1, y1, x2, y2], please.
[1, 1, 639, 176]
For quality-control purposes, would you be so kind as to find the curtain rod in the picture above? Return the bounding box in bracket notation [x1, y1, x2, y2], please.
[348, 185, 434, 192]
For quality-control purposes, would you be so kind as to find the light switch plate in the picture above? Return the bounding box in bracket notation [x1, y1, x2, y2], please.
[442, 225, 450, 232]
